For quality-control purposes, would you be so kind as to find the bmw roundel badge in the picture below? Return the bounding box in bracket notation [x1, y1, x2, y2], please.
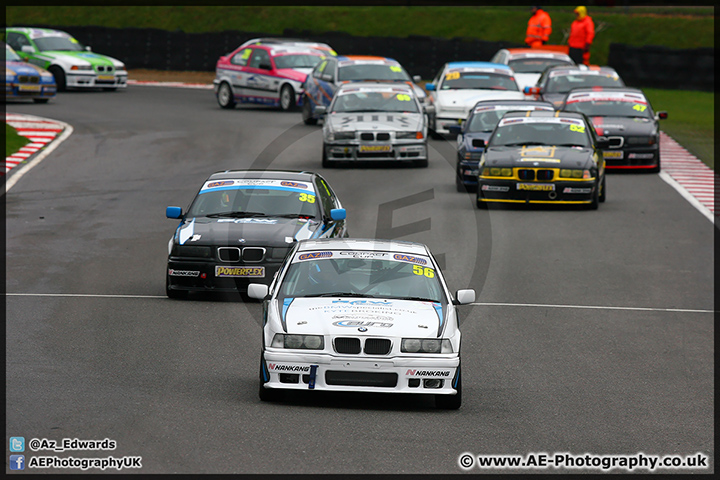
[358, 327, 368, 332]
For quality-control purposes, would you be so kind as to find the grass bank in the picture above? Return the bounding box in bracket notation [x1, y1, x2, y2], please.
[5, 124, 30, 158]
[5, 6, 714, 67]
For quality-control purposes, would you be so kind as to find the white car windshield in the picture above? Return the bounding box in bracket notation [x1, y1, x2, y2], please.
[441, 72, 518, 91]
[34, 36, 85, 52]
[6, 44, 22, 61]
[332, 91, 419, 113]
[279, 256, 443, 301]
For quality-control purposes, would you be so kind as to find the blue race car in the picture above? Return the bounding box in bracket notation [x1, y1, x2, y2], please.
[4, 42, 56, 103]
[449, 99, 554, 192]
[301, 55, 425, 125]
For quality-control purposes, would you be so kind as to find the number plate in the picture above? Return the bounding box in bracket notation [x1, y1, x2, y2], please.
[517, 183, 555, 191]
[19, 85, 41, 92]
[98, 75, 115, 81]
[359, 144, 391, 153]
[603, 151, 624, 158]
[215, 266, 265, 278]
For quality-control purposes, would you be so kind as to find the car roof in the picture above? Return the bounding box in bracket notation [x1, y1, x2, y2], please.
[337, 55, 398, 64]
[506, 48, 572, 60]
[564, 86, 644, 96]
[544, 64, 618, 75]
[337, 81, 414, 92]
[7, 27, 69, 39]
[471, 99, 555, 109]
[446, 61, 512, 71]
[503, 110, 586, 121]
[206, 169, 317, 182]
[296, 238, 430, 256]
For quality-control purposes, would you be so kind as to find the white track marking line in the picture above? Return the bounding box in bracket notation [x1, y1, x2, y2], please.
[4, 293, 713, 313]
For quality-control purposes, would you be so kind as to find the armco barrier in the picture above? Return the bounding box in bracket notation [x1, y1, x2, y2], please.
[607, 43, 713, 92]
[7, 25, 713, 90]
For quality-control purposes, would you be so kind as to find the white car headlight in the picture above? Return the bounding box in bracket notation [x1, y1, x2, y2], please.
[397, 131, 423, 139]
[272, 334, 324, 350]
[71, 65, 92, 71]
[401, 338, 453, 353]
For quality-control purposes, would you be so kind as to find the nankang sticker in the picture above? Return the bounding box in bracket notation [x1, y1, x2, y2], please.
[392, 254, 428, 265]
[267, 364, 310, 372]
[332, 320, 394, 328]
[298, 251, 333, 260]
[481, 185, 510, 192]
[168, 269, 200, 277]
[563, 187, 592, 194]
[405, 369, 451, 377]
[498, 116, 583, 128]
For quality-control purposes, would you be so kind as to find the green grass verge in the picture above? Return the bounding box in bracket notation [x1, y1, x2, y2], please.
[5, 6, 714, 66]
[6, 124, 30, 159]
[644, 89, 714, 170]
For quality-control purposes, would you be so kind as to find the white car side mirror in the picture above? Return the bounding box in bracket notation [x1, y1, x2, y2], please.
[247, 283, 269, 300]
[455, 289, 476, 305]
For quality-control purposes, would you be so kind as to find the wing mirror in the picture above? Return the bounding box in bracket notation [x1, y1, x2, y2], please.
[247, 283, 269, 300]
[447, 124, 462, 135]
[657, 111, 668, 120]
[454, 289, 476, 305]
[314, 105, 327, 116]
[425, 83, 436, 91]
[412, 75, 422, 83]
[330, 208, 346, 221]
[523, 86, 540, 95]
[21, 45, 34, 54]
[166, 206, 183, 219]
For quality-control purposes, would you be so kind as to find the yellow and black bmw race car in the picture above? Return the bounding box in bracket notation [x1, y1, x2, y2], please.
[476, 110, 609, 209]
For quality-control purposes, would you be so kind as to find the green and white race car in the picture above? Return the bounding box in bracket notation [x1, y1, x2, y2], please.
[5, 27, 127, 91]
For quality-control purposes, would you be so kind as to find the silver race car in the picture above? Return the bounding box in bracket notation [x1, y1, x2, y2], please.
[316, 82, 433, 168]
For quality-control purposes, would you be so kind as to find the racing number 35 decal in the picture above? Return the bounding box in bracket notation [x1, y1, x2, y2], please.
[413, 265, 435, 278]
[298, 193, 316, 203]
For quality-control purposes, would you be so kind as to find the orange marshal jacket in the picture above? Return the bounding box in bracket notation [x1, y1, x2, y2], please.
[525, 9, 552, 44]
[568, 15, 595, 49]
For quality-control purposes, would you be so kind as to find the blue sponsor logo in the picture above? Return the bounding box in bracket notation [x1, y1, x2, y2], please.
[298, 252, 332, 260]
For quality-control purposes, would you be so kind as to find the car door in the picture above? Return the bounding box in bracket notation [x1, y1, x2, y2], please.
[224, 46, 252, 101]
[315, 57, 338, 109]
[244, 47, 278, 104]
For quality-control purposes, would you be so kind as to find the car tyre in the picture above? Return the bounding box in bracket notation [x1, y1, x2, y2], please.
[649, 158, 661, 173]
[217, 82, 235, 109]
[599, 175, 606, 203]
[322, 144, 333, 168]
[302, 96, 318, 125]
[166, 276, 188, 300]
[103, 87, 117, 92]
[476, 191, 488, 209]
[586, 179, 600, 210]
[414, 159, 429, 168]
[49, 66, 66, 92]
[280, 84, 296, 111]
[33, 98, 50, 104]
[258, 355, 283, 402]
[436, 367, 462, 410]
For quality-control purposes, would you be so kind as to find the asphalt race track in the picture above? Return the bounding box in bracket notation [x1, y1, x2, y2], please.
[5, 86, 715, 474]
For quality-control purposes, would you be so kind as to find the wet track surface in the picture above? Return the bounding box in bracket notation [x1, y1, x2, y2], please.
[4, 86, 714, 474]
